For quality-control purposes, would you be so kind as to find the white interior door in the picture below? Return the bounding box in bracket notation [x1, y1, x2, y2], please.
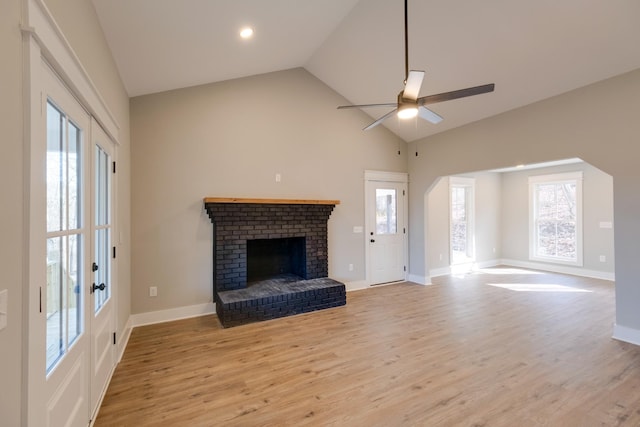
[366, 175, 407, 285]
[28, 59, 91, 427]
[90, 121, 116, 419]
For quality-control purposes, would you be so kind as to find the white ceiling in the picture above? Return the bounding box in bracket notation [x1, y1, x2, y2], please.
[92, 0, 640, 142]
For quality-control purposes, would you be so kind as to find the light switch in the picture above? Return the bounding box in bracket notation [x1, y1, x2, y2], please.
[600, 221, 613, 229]
[353, 226, 363, 233]
[0, 289, 7, 331]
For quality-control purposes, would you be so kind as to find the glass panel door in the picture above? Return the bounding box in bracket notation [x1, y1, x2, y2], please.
[93, 145, 111, 312]
[45, 100, 84, 373]
[450, 178, 475, 266]
[367, 181, 406, 285]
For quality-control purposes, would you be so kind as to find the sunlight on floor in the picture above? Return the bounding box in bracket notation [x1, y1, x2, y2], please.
[478, 267, 545, 275]
[487, 283, 593, 293]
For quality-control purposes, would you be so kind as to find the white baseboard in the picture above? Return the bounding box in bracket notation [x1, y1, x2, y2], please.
[429, 267, 450, 278]
[430, 259, 501, 278]
[407, 274, 430, 285]
[131, 302, 216, 327]
[613, 324, 640, 346]
[344, 280, 369, 292]
[116, 317, 133, 363]
[500, 258, 615, 281]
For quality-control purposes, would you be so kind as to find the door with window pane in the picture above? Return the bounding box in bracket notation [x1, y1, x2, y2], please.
[32, 61, 91, 427]
[90, 121, 116, 416]
[366, 181, 406, 284]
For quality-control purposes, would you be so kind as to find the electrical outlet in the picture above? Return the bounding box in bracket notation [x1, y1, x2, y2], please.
[348, 264, 354, 271]
[439, 254, 443, 261]
[275, 173, 281, 183]
[0, 289, 7, 331]
[599, 255, 606, 263]
[149, 286, 157, 297]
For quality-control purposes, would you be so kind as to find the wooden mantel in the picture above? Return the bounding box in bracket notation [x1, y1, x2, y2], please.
[203, 197, 340, 205]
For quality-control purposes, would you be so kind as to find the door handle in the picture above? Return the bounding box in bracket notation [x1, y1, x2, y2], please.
[370, 239, 375, 243]
[91, 283, 106, 293]
[92, 262, 99, 272]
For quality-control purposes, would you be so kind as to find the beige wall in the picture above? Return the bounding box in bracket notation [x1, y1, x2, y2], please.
[44, 0, 132, 347]
[500, 162, 614, 273]
[130, 68, 406, 314]
[408, 69, 640, 331]
[0, 0, 25, 424]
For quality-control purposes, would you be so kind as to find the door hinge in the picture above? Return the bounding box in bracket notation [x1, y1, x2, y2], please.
[113, 332, 116, 345]
[112, 161, 116, 174]
[403, 189, 405, 196]
[39, 286, 42, 313]
[404, 266, 407, 272]
[403, 227, 406, 234]
[112, 246, 116, 259]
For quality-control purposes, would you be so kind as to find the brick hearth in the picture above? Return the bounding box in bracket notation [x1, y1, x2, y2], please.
[204, 198, 346, 327]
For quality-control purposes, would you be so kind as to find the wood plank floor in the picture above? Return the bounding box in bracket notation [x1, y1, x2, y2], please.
[95, 268, 640, 426]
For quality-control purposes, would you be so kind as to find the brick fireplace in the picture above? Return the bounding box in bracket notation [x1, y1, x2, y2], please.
[204, 198, 346, 327]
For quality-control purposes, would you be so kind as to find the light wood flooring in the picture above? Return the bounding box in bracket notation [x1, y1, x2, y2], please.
[95, 268, 640, 426]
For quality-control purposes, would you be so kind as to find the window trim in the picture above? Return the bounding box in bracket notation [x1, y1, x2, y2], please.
[528, 171, 583, 266]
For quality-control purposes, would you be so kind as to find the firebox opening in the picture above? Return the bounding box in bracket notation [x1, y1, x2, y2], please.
[247, 237, 307, 284]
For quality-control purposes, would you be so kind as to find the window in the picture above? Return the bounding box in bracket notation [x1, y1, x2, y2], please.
[46, 99, 84, 372]
[529, 172, 583, 266]
[375, 188, 397, 234]
[450, 177, 475, 265]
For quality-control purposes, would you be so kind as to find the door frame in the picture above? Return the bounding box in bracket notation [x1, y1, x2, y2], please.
[364, 170, 409, 286]
[89, 120, 118, 420]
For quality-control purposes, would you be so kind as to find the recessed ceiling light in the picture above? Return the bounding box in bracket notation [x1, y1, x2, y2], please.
[240, 27, 254, 39]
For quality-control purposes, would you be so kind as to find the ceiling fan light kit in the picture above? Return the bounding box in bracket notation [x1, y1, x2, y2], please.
[338, 0, 495, 131]
[397, 103, 419, 119]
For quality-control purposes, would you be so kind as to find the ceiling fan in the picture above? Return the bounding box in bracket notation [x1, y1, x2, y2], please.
[338, 0, 495, 131]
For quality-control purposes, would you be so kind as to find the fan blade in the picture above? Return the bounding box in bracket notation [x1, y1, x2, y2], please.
[418, 83, 495, 106]
[403, 70, 425, 101]
[337, 103, 397, 109]
[418, 106, 443, 124]
[363, 109, 398, 131]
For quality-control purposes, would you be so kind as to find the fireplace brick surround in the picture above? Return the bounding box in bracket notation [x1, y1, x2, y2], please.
[204, 198, 346, 327]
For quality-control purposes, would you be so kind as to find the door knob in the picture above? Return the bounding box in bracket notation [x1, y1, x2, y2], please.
[370, 239, 375, 243]
[92, 262, 99, 272]
[91, 283, 106, 293]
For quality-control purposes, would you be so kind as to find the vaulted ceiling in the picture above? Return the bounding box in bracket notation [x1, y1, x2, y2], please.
[92, 0, 640, 142]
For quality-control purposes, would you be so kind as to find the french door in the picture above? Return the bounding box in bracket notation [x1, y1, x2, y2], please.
[90, 121, 116, 418]
[28, 59, 116, 426]
[365, 172, 408, 285]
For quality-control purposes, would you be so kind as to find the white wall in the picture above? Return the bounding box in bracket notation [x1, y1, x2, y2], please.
[130, 68, 407, 314]
[500, 162, 614, 275]
[408, 68, 640, 337]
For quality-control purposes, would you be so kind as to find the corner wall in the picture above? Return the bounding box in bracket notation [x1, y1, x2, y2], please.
[0, 0, 25, 424]
[408, 69, 640, 337]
